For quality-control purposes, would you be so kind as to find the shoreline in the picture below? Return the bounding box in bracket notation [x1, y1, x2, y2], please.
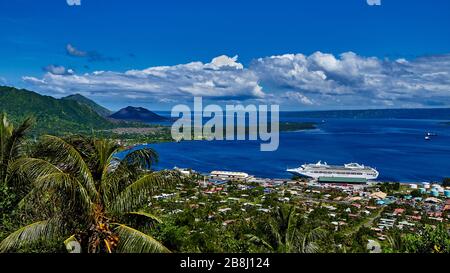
[165, 166, 446, 185]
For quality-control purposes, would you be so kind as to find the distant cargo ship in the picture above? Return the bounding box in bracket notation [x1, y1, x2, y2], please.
[287, 161, 379, 180]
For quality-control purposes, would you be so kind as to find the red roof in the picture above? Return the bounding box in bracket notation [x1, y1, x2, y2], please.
[394, 208, 405, 215]
[408, 215, 422, 221]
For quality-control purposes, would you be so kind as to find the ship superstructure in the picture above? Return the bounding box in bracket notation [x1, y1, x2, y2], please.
[287, 161, 379, 180]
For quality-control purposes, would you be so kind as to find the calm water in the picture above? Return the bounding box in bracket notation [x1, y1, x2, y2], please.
[124, 117, 450, 182]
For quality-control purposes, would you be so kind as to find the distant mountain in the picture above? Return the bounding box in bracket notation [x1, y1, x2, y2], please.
[62, 93, 112, 117]
[0, 86, 123, 135]
[110, 106, 169, 122]
[282, 108, 450, 120]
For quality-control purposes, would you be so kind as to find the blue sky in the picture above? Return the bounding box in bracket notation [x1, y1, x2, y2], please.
[1, 0, 450, 110]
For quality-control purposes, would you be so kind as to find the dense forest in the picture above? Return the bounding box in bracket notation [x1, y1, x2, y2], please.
[0, 86, 155, 136]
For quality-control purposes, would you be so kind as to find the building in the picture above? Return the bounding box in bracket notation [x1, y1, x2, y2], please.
[210, 171, 253, 182]
[318, 177, 368, 184]
[370, 191, 388, 200]
[173, 167, 193, 176]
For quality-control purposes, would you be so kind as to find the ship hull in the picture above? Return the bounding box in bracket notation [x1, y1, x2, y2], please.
[287, 169, 378, 180]
[287, 162, 379, 180]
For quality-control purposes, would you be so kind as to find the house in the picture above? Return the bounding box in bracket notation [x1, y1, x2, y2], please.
[222, 220, 236, 226]
[424, 197, 441, 204]
[324, 205, 337, 211]
[393, 208, 405, 215]
[444, 200, 450, 211]
[407, 215, 422, 221]
[378, 218, 395, 229]
[398, 221, 415, 227]
[370, 191, 387, 200]
[174, 167, 192, 176]
[428, 212, 443, 218]
[218, 208, 232, 213]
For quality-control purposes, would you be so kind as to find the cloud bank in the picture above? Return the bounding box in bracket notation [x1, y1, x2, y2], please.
[24, 52, 450, 108]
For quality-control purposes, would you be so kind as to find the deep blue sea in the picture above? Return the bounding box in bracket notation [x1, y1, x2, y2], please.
[123, 115, 450, 182]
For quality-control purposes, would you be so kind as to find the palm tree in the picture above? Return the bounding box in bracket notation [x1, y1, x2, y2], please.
[0, 135, 180, 253]
[0, 112, 34, 188]
[247, 205, 327, 253]
[386, 229, 405, 253]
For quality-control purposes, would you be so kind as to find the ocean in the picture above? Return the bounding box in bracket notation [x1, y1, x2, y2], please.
[121, 113, 450, 183]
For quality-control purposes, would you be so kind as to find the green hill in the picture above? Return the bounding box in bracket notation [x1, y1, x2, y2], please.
[0, 86, 121, 135]
[62, 93, 112, 117]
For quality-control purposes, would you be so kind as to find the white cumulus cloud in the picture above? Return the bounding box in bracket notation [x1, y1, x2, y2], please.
[24, 55, 264, 101]
[22, 52, 450, 108]
[251, 52, 450, 107]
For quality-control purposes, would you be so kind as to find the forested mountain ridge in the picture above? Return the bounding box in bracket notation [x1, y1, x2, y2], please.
[0, 86, 139, 135]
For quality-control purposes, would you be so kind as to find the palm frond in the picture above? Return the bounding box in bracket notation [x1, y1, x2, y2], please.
[245, 234, 274, 252]
[108, 171, 178, 215]
[33, 173, 94, 217]
[306, 227, 327, 242]
[10, 157, 62, 181]
[298, 227, 327, 253]
[37, 135, 98, 201]
[101, 148, 160, 202]
[121, 148, 159, 170]
[93, 139, 120, 177]
[0, 218, 65, 253]
[114, 224, 170, 253]
[8, 158, 64, 207]
[6, 116, 34, 161]
[125, 211, 163, 224]
[1, 114, 34, 186]
[100, 159, 133, 206]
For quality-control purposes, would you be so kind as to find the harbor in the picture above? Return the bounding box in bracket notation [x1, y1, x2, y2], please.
[130, 117, 450, 182]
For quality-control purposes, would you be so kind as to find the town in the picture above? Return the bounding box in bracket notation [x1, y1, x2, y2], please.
[147, 168, 450, 253]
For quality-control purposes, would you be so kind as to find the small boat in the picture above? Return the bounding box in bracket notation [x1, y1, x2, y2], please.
[426, 132, 437, 137]
[425, 136, 431, 140]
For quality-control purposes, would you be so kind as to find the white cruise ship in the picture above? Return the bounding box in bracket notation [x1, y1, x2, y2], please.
[287, 161, 379, 180]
